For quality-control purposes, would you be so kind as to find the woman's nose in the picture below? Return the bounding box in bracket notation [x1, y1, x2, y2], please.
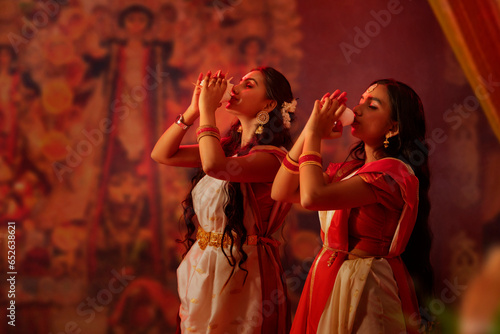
[231, 83, 240, 95]
[353, 105, 361, 116]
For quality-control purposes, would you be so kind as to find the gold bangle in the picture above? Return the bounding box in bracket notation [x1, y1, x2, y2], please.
[196, 132, 221, 142]
[196, 125, 220, 136]
[286, 153, 299, 165]
[299, 151, 323, 167]
[283, 153, 300, 174]
[299, 151, 322, 159]
[299, 161, 323, 169]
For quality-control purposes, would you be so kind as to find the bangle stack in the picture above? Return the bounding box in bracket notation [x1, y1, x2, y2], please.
[196, 125, 221, 142]
[283, 154, 299, 174]
[299, 151, 323, 169]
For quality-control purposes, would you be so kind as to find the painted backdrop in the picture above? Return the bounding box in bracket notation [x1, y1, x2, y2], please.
[0, 0, 499, 333]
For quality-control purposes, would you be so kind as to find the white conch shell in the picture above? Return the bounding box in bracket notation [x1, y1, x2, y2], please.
[338, 107, 355, 126]
[221, 78, 234, 102]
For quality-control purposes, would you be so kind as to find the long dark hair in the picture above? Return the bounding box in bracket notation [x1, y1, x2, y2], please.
[180, 67, 294, 282]
[350, 79, 434, 318]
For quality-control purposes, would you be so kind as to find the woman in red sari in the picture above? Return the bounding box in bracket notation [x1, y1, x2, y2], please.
[272, 80, 433, 333]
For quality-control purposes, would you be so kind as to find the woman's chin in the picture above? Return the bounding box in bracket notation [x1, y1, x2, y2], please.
[225, 101, 238, 112]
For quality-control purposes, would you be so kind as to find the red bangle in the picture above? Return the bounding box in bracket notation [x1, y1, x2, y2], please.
[283, 154, 299, 174]
[298, 152, 322, 165]
[196, 125, 221, 142]
[196, 125, 220, 137]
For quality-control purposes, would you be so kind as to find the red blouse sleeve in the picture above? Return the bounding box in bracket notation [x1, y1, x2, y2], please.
[325, 163, 343, 182]
[249, 145, 287, 163]
[325, 160, 364, 183]
[358, 172, 405, 210]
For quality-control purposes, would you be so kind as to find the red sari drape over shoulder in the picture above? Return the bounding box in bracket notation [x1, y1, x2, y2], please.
[291, 158, 421, 334]
[242, 145, 293, 333]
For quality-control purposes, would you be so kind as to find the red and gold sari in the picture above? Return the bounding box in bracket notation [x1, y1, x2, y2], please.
[291, 158, 421, 334]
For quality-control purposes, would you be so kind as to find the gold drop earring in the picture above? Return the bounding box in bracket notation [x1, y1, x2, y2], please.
[255, 111, 269, 135]
[383, 134, 390, 149]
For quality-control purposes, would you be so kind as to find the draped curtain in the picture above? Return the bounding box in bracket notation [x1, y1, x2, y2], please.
[429, 0, 500, 142]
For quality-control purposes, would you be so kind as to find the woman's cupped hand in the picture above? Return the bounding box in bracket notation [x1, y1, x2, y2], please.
[199, 70, 228, 115]
[305, 89, 347, 139]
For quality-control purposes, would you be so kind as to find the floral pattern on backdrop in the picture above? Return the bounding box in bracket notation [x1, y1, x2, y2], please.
[0, 0, 302, 333]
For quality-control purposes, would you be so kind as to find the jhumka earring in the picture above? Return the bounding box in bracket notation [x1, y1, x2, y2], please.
[383, 135, 390, 149]
[255, 111, 269, 134]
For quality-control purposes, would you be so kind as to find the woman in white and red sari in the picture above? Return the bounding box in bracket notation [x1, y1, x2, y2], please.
[152, 67, 297, 333]
[272, 80, 433, 333]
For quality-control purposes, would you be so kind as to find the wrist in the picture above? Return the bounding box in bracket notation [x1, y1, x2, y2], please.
[183, 109, 199, 125]
[176, 112, 200, 130]
[200, 104, 217, 117]
[199, 112, 217, 127]
[304, 129, 322, 141]
[186, 105, 198, 115]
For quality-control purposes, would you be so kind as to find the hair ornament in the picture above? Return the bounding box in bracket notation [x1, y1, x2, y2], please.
[281, 99, 297, 129]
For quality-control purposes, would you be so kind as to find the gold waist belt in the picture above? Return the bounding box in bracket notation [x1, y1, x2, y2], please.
[196, 227, 259, 250]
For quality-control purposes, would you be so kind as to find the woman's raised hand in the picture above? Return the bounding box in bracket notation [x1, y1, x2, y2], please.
[187, 73, 203, 120]
[199, 70, 228, 116]
[305, 90, 347, 139]
[188, 72, 204, 115]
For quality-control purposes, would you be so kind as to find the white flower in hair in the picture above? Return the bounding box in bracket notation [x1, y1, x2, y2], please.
[281, 99, 297, 129]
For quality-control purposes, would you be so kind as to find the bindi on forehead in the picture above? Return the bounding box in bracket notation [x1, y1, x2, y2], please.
[362, 84, 387, 103]
[366, 83, 378, 94]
